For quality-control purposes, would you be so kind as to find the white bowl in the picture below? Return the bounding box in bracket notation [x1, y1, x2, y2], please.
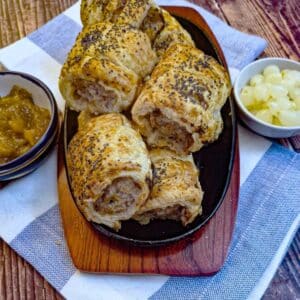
[234, 57, 300, 138]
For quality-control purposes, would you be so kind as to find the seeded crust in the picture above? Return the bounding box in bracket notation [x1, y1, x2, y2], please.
[59, 22, 157, 114]
[81, 0, 153, 28]
[64, 0, 232, 229]
[133, 148, 203, 226]
[67, 113, 152, 230]
[151, 9, 195, 57]
[131, 43, 231, 154]
[80, 1, 194, 57]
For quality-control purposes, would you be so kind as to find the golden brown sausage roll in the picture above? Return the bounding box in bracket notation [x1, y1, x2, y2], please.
[80, 0, 118, 26]
[131, 43, 231, 154]
[59, 22, 157, 114]
[67, 113, 152, 230]
[116, 0, 153, 28]
[81, 1, 193, 56]
[81, 0, 153, 28]
[133, 149, 203, 226]
[151, 9, 195, 57]
[140, 6, 164, 43]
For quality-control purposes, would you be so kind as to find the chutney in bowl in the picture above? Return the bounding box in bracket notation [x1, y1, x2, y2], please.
[0, 85, 51, 164]
[0, 71, 59, 181]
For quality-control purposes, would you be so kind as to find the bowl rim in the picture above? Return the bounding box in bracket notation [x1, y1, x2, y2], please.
[0, 71, 59, 171]
[233, 57, 300, 131]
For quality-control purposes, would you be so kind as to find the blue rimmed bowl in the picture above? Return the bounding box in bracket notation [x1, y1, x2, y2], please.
[0, 71, 59, 181]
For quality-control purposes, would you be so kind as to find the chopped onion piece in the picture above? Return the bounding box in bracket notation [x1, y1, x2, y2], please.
[279, 111, 300, 126]
[239, 65, 300, 127]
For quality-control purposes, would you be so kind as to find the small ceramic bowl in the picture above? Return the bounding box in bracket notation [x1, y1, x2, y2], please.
[0, 71, 59, 181]
[234, 57, 300, 138]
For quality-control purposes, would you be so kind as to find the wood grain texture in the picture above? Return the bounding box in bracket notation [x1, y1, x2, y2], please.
[213, 0, 300, 151]
[0, 0, 299, 298]
[262, 230, 300, 300]
[216, 0, 300, 60]
[0, 0, 77, 48]
[0, 241, 63, 300]
[290, 135, 300, 153]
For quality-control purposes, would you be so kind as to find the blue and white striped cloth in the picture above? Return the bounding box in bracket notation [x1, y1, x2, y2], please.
[0, 1, 299, 299]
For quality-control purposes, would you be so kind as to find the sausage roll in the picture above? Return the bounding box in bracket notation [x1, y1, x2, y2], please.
[132, 43, 231, 154]
[59, 22, 157, 114]
[133, 149, 203, 226]
[140, 6, 164, 43]
[81, 0, 153, 28]
[151, 9, 195, 57]
[81, 0, 193, 57]
[67, 113, 152, 230]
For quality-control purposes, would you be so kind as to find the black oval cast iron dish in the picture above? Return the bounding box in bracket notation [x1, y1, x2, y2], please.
[63, 13, 236, 247]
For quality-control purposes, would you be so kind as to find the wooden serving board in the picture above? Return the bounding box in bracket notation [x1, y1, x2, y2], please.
[57, 137, 239, 276]
[57, 6, 240, 276]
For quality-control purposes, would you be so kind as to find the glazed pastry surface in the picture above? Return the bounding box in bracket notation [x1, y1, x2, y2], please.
[132, 43, 231, 154]
[59, 22, 156, 114]
[67, 113, 152, 230]
[63, 2, 232, 229]
[80, 1, 194, 57]
[133, 148, 203, 226]
[151, 9, 195, 57]
[81, 0, 153, 28]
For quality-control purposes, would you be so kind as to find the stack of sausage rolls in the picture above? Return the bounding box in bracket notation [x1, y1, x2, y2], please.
[60, 0, 231, 231]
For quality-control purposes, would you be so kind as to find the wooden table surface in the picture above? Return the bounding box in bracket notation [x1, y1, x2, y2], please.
[0, 0, 299, 299]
